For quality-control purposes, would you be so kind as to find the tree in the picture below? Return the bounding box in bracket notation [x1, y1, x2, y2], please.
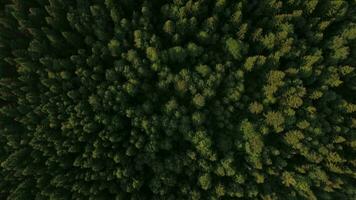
[265, 111, 285, 132]
[192, 94, 205, 108]
[198, 173, 211, 190]
[240, 120, 264, 169]
[225, 37, 243, 60]
[249, 101, 263, 114]
[146, 47, 159, 62]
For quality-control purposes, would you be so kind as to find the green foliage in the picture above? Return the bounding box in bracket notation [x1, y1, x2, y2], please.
[249, 101, 264, 114]
[226, 37, 243, 60]
[108, 39, 121, 57]
[192, 94, 206, 108]
[198, 173, 211, 190]
[240, 120, 264, 169]
[0, 0, 355, 199]
[243, 56, 266, 71]
[146, 47, 159, 62]
[265, 111, 285, 132]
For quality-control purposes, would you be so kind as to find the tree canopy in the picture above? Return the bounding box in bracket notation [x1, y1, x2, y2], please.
[0, 0, 355, 199]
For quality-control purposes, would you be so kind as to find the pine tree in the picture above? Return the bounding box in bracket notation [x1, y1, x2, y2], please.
[0, 0, 355, 199]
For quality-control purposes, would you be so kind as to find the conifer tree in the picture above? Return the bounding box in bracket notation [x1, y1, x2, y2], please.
[0, 0, 355, 199]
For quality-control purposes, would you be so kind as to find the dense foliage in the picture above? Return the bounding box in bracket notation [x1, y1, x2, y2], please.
[0, 0, 356, 199]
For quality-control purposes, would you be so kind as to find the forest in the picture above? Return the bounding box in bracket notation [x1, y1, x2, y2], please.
[0, 0, 355, 199]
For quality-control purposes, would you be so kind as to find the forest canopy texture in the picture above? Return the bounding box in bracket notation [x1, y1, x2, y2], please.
[0, 0, 356, 199]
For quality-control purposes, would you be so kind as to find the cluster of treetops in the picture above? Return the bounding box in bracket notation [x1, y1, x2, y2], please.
[0, 0, 355, 199]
